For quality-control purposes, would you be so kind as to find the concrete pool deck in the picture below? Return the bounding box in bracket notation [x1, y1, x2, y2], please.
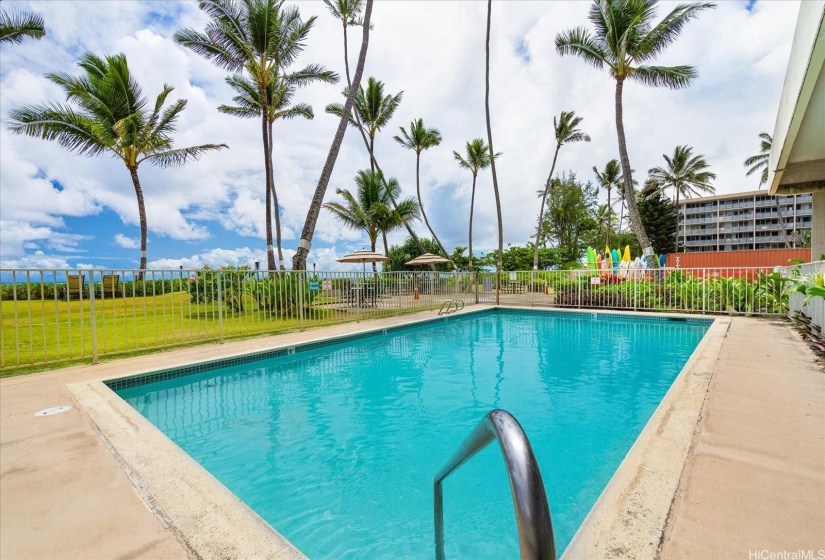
[1, 308, 823, 559]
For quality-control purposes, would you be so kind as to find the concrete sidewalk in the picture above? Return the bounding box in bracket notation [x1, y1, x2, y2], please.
[660, 317, 825, 559]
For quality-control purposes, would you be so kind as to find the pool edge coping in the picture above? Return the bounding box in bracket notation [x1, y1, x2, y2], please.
[66, 305, 725, 559]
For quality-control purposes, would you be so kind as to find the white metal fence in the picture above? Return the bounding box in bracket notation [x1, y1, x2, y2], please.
[788, 261, 825, 332]
[476, 267, 790, 316]
[0, 268, 475, 372]
[0, 265, 796, 373]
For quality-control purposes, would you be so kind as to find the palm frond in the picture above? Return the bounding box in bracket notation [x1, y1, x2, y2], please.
[0, 10, 46, 45]
[636, 2, 716, 63]
[555, 26, 608, 69]
[630, 64, 697, 89]
[141, 143, 227, 168]
[7, 102, 112, 158]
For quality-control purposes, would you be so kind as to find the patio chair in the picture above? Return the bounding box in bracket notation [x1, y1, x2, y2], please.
[63, 275, 84, 300]
[101, 274, 120, 298]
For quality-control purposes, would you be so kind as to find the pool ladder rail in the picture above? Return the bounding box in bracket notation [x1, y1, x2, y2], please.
[433, 409, 557, 560]
[438, 299, 464, 316]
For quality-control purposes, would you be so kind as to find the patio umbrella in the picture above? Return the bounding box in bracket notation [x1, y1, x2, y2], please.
[337, 249, 389, 273]
[405, 252, 450, 266]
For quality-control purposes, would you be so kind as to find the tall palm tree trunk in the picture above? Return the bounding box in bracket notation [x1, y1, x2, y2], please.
[532, 147, 559, 271]
[260, 95, 276, 272]
[606, 185, 611, 247]
[615, 78, 656, 267]
[485, 0, 504, 304]
[416, 154, 452, 261]
[776, 198, 790, 248]
[129, 166, 148, 280]
[268, 121, 286, 270]
[674, 187, 681, 252]
[468, 175, 477, 272]
[293, 0, 373, 271]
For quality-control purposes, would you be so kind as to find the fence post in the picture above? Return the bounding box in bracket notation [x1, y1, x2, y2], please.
[298, 271, 305, 331]
[217, 271, 224, 343]
[88, 270, 98, 364]
[475, 272, 479, 304]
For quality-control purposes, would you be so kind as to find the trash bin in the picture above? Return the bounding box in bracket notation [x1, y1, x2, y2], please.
[482, 276, 493, 292]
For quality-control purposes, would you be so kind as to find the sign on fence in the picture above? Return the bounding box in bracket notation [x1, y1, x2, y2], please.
[322, 280, 332, 291]
[309, 280, 320, 292]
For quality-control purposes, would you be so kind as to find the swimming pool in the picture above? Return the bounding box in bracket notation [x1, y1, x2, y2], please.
[114, 309, 711, 558]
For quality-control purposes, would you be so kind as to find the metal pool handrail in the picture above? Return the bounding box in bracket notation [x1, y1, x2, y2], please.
[433, 409, 556, 560]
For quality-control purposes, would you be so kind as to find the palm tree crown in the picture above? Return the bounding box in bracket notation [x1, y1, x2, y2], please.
[0, 9, 45, 45]
[555, 0, 715, 88]
[553, 110, 591, 148]
[7, 52, 226, 272]
[744, 132, 772, 187]
[648, 145, 716, 251]
[394, 118, 442, 154]
[648, 145, 716, 201]
[322, 0, 367, 28]
[453, 138, 497, 177]
[556, 0, 715, 266]
[323, 170, 419, 269]
[326, 77, 403, 151]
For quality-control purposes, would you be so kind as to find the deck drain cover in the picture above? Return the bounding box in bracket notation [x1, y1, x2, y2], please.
[33, 406, 71, 417]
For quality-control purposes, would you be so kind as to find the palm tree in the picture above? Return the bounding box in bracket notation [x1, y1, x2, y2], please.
[454, 139, 497, 272]
[556, 0, 715, 267]
[592, 160, 622, 246]
[327, 77, 402, 172]
[176, 0, 337, 272]
[596, 203, 614, 247]
[218, 71, 335, 270]
[292, 0, 373, 270]
[485, 0, 504, 304]
[394, 119, 455, 269]
[323, 170, 419, 271]
[744, 132, 790, 247]
[648, 145, 716, 251]
[533, 110, 590, 271]
[322, 1, 429, 259]
[7, 53, 226, 277]
[0, 9, 45, 45]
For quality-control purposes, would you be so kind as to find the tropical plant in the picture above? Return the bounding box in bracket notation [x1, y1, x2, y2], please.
[744, 132, 772, 186]
[540, 172, 600, 264]
[592, 159, 622, 246]
[218, 71, 335, 270]
[556, 0, 715, 267]
[638, 181, 678, 254]
[176, 0, 337, 272]
[292, 0, 373, 270]
[252, 273, 315, 314]
[453, 138, 498, 271]
[394, 118, 455, 268]
[0, 9, 45, 45]
[485, 0, 504, 302]
[647, 145, 716, 250]
[188, 265, 253, 312]
[386, 237, 452, 272]
[323, 169, 419, 271]
[533, 110, 591, 270]
[7, 53, 226, 276]
[744, 132, 790, 247]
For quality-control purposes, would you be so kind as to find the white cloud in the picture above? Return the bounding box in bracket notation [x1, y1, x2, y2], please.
[0, 0, 803, 266]
[0, 251, 70, 269]
[113, 234, 139, 249]
[146, 245, 347, 272]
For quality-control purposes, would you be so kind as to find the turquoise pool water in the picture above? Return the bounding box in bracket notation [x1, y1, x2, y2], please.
[116, 310, 710, 558]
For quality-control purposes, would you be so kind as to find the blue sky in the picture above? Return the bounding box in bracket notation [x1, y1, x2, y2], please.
[0, 0, 801, 271]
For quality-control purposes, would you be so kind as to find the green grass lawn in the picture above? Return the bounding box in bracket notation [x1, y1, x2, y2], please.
[0, 291, 444, 376]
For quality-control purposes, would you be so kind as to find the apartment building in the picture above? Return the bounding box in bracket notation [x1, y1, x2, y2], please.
[677, 191, 813, 252]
